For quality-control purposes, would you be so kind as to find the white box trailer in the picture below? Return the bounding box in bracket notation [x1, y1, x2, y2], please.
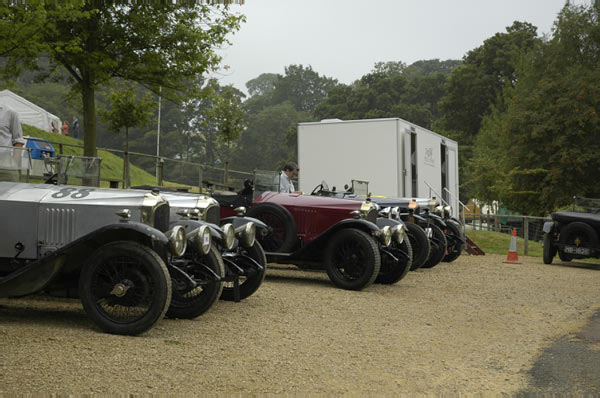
[297, 118, 460, 218]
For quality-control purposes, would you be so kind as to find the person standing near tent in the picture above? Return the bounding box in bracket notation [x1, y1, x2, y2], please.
[72, 115, 80, 139]
[0, 103, 25, 181]
[61, 120, 69, 135]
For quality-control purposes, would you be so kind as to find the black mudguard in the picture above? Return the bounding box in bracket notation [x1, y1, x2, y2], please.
[0, 222, 169, 298]
[285, 218, 380, 261]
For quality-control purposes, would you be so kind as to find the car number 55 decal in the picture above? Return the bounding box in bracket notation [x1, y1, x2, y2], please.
[51, 187, 95, 199]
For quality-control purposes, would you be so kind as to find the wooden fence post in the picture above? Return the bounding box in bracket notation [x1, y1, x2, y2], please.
[524, 216, 529, 256]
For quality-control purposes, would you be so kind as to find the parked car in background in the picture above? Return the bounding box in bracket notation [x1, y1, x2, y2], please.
[0, 181, 223, 335]
[543, 197, 600, 264]
[214, 179, 411, 290]
[310, 180, 462, 269]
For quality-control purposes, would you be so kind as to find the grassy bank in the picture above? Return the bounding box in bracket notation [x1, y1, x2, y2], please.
[465, 229, 543, 257]
[22, 125, 194, 190]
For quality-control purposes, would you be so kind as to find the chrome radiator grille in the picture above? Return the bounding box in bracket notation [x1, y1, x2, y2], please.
[153, 203, 170, 232]
[206, 205, 220, 225]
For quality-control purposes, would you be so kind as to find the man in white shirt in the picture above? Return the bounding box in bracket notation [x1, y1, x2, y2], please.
[0, 104, 25, 182]
[279, 162, 299, 193]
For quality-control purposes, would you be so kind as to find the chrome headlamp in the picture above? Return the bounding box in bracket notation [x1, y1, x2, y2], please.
[444, 205, 452, 218]
[236, 222, 256, 248]
[166, 225, 187, 257]
[222, 223, 235, 250]
[189, 225, 211, 255]
[379, 207, 391, 218]
[391, 207, 400, 219]
[428, 199, 439, 212]
[434, 205, 444, 216]
[360, 200, 378, 222]
[378, 225, 392, 247]
[393, 223, 406, 244]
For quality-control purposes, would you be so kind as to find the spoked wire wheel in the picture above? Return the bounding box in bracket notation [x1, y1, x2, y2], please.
[79, 241, 171, 335]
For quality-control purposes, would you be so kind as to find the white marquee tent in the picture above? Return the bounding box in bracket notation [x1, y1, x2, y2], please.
[0, 89, 61, 133]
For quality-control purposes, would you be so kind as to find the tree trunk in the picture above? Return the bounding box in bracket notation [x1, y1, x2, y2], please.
[123, 127, 130, 188]
[82, 78, 97, 158]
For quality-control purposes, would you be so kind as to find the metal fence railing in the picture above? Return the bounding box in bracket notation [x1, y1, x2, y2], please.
[464, 213, 551, 256]
[48, 140, 255, 192]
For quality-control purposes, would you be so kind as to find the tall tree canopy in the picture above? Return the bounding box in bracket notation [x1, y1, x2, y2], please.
[313, 59, 458, 128]
[0, 1, 243, 157]
[469, 3, 600, 214]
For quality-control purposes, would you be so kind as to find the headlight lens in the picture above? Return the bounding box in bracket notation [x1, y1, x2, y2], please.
[236, 222, 256, 248]
[378, 225, 392, 246]
[166, 225, 187, 257]
[222, 223, 235, 250]
[434, 205, 444, 216]
[393, 223, 406, 244]
[189, 225, 211, 255]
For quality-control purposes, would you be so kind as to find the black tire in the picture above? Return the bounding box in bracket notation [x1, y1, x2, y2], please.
[559, 221, 599, 260]
[405, 222, 431, 270]
[78, 241, 171, 336]
[543, 233, 556, 264]
[324, 228, 381, 290]
[421, 224, 448, 269]
[376, 236, 413, 284]
[221, 241, 268, 301]
[247, 202, 297, 253]
[558, 250, 572, 262]
[442, 221, 464, 263]
[166, 245, 225, 319]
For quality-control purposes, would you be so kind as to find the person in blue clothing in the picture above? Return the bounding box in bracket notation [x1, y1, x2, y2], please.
[72, 115, 80, 139]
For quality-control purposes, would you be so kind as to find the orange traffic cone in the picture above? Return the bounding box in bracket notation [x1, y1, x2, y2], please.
[503, 228, 521, 264]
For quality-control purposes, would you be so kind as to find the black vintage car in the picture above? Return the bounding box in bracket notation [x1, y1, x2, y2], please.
[311, 180, 465, 269]
[543, 197, 600, 264]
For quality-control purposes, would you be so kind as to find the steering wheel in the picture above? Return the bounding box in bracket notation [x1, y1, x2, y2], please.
[311, 183, 323, 196]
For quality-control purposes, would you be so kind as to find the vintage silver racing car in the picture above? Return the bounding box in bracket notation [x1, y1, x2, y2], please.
[0, 181, 229, 335]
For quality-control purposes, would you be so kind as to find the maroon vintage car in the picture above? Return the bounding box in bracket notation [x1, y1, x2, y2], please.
[216, 189, 411, 291]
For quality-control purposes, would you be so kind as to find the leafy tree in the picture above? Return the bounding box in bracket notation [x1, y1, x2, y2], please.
[232, 102, 309, 171]
[470, 3, 600, 214]
[206, 84, 246, 168]
[436, 21, 541, 202]
[0, 2, 243, 158]
[245, 73, 279, 97]
[270, 65, 338, 114]
[99, 85, 154, 188]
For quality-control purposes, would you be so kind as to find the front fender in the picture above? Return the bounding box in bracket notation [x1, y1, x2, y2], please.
[221, 215, 268, 232]
[0, 222, 169, 298]
[289, 219, 380, 261]
[427, 213, 447, 228]
[543, 221, 555, 234]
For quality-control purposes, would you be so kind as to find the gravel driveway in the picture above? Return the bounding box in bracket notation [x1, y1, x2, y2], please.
[1, 254, 599, 394]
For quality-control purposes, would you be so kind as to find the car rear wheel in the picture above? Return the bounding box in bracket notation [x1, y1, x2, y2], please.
[247, 202, 297, 253]
[79, 241, 171, 336]
[405, 222, 431, 270]
[421, 224, 447, 268]
[221, 241, 267, 301]
[543, 233, 556, 264]
[559, 221, 599, 260]
[443, 221, 463, 263]
[166, 245, 224, 319]
[376, 236, 413, 284]
[324, 228, 381, 290]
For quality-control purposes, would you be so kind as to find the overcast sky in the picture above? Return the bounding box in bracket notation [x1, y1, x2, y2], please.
[214, 0, 588, 94]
